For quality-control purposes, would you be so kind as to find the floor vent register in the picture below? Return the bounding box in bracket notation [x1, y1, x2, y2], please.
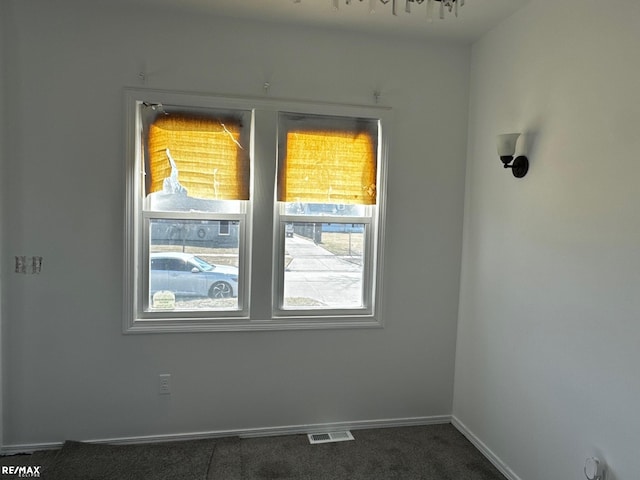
[307, 431, 355, 444]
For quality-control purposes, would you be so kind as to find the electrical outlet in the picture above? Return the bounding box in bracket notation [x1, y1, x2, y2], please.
[159, 374, 171, 395]
[15, 256, 26, 274]
[32, 256, 43, 274]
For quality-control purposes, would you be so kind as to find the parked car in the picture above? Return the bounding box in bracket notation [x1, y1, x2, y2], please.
[150, 252, 238, 298]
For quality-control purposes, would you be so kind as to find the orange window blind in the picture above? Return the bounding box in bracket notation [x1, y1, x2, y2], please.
[146, 115, 249, 200]
[279, 129, 377, 205]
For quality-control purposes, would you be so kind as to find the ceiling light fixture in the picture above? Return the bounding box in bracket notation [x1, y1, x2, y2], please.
[294, 0, 465, 21]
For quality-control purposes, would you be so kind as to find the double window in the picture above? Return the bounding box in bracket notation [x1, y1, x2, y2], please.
[124, 90, 389, 332]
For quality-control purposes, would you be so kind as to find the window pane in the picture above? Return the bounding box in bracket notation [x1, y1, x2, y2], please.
[282, 222, 365, 309]
[282, 201, 367, 217]
[145, 112, 250, 201]
[277, 113, 379, 205]
[148, 219, 240, 311]
[146, 193, 245, 214]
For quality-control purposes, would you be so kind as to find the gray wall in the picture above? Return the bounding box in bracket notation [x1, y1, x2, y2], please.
[2, 0, 469, 445]
[455, 0, 640, 479]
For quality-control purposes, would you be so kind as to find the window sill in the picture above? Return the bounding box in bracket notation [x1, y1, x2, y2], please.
[123, 315, 383, 334]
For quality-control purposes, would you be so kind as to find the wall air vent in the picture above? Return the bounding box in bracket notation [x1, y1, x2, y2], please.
[307, 431, 354, 444]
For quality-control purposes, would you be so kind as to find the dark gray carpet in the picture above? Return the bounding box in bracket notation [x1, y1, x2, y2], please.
[0, 424, 506, 480]
[209, 424, 506, 480]
[46, 438, 216, 480]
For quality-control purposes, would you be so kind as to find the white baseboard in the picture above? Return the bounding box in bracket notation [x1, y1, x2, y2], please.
[451, 416, 523, 480]
[2, 414, 451, 455]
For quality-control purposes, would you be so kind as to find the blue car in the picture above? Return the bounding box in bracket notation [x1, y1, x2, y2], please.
[150, 252, 238, 298]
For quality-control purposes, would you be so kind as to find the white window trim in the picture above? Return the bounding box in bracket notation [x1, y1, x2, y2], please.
[123, 88, 391, 333]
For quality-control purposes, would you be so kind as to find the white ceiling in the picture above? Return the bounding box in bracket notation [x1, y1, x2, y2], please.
[122, 0, 531, 43]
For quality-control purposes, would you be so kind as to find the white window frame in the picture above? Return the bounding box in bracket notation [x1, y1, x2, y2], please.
[124, 88, 390, 333]
[273, 111, 382, 319]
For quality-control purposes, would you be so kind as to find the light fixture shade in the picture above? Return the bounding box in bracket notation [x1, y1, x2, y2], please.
[497, 133, 521, 157]
[496, 132, 529, 178]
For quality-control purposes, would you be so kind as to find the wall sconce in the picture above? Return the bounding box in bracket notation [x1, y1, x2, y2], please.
[497, 133, 529, 178]
[584, 457, 606, 480]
